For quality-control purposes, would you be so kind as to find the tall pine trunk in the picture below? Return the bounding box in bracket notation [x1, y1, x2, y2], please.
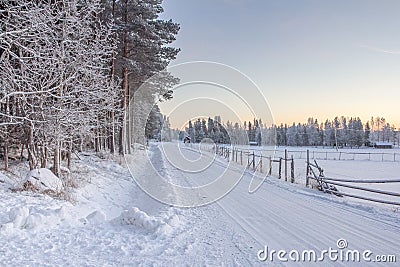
[109, 0, 116, 154]
[118, 0, 129, 155]
[119, 67, 128, 154]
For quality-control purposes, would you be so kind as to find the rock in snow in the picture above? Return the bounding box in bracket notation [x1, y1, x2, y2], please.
[24, 168, 64, 192]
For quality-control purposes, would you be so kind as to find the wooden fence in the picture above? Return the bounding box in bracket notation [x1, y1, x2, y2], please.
[306, 150, 400, 206]
[212, 145, 295, 183]
[262, 148, 400, 162]
[188, 143, 400, 206]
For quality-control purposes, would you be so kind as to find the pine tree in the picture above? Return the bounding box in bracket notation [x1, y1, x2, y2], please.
[104, 0, 180, 152]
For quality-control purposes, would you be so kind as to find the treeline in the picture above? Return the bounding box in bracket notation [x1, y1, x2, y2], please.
[181, 116, 231, 144]
[274, 116, 397, 147]
[145, 105, 178, 142]
[181, 116, 399, 148]
[0, 0, 179, 174]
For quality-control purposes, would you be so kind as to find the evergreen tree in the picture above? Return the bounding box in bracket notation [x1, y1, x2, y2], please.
[364, 121, 371, 146]
[103, 0, 180, 152]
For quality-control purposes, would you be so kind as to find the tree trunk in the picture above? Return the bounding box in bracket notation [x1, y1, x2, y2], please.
[40, 146, 47, 168]
[28, 144, 36, 171]
[20, 144, 24, 162]
[53, 143, 60, 177]
[95, 131, 100, 153]
[126, 83, 131, 154]
[80, 139, 83, 152]
[119, 67, 128, 154]
[67, 150, 71, 170]
[109, 110, 115, 154]
[4, 143, 9, 171]
[119, 1, 129, 155]
[27, 125, 36, 170]
[109, 0, 116, 154]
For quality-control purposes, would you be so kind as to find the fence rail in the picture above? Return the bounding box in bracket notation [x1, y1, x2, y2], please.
[196, 144, 296, 183]
[259, 148, 400, 162]
[306, 150, 400, 206]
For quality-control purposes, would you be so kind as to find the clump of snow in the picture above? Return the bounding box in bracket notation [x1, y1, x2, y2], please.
[167, 214, 180, 227]
[0, 173, 6, 182]
[23, 168, 64, 192]
[118, 207, 162, 230]
[115, 207, 173, 235]
[1, 206, 69, 233]
[85, 210, 106, 225]
[9, 206, 30, 229]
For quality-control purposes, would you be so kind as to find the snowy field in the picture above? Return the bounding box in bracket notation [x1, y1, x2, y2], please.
[209, 144, 400, 209]
[1, 142, 399, 266]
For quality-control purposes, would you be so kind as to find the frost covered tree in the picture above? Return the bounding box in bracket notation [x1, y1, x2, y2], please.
[0, 0, 119, 174]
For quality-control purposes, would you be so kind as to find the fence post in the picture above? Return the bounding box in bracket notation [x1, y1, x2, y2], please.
[227, 148, 230, 161]
[268, 157, 272, 175]
[291, 156, 294, 183]
[260, 153, 263, 173]
[279, 158, 282, 179]
[306, 150, 310, 187]
[241, 151, 243, 165]
[253, 152, 255, 170]
[285, 149, 288, 181]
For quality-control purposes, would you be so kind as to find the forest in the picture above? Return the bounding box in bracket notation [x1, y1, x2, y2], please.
[182, 116, 399, 148]
[0, 0, 180, 174]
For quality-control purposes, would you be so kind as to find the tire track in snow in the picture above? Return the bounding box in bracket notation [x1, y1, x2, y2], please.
[151, 143, 256, 265]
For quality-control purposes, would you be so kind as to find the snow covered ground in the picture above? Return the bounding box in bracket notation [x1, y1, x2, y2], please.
[212, 144, 400, 208]
[1, 142, 399, 266]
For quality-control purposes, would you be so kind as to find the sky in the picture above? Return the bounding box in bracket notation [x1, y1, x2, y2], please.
[159, 0, 400, 129]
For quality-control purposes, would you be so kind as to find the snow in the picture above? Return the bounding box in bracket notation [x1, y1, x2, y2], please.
[23, 168, 64, 192]
[0, 142, 399, 265]
[114, 207, 173, 235]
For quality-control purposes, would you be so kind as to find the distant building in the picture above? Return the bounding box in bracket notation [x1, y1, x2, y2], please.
[249, 141, 258, 146]
[374, 142, 393, 149]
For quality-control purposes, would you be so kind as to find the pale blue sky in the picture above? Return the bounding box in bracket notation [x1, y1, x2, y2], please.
[160, 0, 400, 128]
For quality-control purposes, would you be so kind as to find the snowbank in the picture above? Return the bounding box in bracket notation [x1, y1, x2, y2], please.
[1, 206, 68, 233]
[115, 207, 173, 236]
[23, 168, 64, 192]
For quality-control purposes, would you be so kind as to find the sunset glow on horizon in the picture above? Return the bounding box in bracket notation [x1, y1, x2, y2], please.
[160, 0, 400, 130]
